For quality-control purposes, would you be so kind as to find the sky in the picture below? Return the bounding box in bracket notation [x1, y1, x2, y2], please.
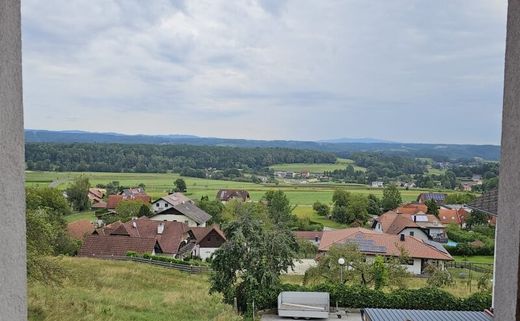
[22, 0, 507, 144]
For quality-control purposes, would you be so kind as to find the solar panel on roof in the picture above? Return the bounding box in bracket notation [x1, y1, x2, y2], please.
[345, 235, 387, 253]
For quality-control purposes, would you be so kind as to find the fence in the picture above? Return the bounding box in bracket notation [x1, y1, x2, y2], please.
[445, 261, 493, 274]
[102, 256, 211, 274]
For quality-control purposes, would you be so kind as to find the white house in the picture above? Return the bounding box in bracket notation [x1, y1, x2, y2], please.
[152, 193, 193, 213]
[318, 228, 452, 275]
[150, 202, 212, 227]
[372, 210, 447, 243]
[371, 181, 384, 188]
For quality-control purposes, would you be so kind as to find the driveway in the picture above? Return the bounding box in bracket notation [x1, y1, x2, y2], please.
[261, 312, 362, 321]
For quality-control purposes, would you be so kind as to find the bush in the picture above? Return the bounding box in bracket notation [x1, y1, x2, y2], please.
[272, 283, 491, 311]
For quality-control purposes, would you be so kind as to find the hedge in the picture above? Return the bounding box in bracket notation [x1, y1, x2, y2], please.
[274, 283, 491, 311]
[444, 243, 494, 256]
[126, 252, 209, 267]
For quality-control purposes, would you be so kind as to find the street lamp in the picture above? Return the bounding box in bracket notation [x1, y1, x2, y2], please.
[338, 257, 346, 283]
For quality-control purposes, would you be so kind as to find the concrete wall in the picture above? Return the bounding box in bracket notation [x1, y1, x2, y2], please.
[0, 0, 26, 319]
[495, 1, 520, 319]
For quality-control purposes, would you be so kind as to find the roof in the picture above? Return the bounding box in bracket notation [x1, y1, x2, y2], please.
[155, 202, 212, 224]
[78, 235, 160, 257]
[190, 226, 226, 243]
[417, 193, 448, 203]
[67, 220, 95, 240]
[293, 231, 324, 241]
[376, 210, 444, 235]
[91, 200, 107, 209]
[397, 203, 428, 214]
[438, 208, 462, 225]
[88, 188, 105, 200]
[107, 194, 151, 209]
[468, 188, 498, 216]
[216, 189, 250, 201]
[119, 187, 145, 197]
[155, 192, 193, 206]
[319, 228, 452, 261]
[95, 217, 191, 254]
[362, 308, 492, 321]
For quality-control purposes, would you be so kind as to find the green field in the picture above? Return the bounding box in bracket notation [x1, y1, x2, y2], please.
[453, 256, 494, 264]
[26, 171, 438, 204]
[64, 211, 97, 223]
[28, 257, 239, 321]
[270, 158, 366, 173]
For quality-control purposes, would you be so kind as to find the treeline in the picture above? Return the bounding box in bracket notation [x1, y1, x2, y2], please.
[25, 143, 336, 173]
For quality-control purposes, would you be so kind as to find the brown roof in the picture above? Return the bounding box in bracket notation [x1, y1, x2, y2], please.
[88, 188, 105, 200]
[102, 217, 191, 254]
[67, 220, 95, 240]
[376, 211, 444, 235]
[468, 188, 498, 216]
[293, 231, 324, 241]
[216, 189, 250, 201]
[190, 226, 226, 243]
[396, 203, 428, 214]
[78, 235, 159, 257]
[107, 194, 151, 209]
[156, 193, 193, 206]
[91, 200, 107, 209]
[318, 228, 452, 261]
[438, 208, 462, 225]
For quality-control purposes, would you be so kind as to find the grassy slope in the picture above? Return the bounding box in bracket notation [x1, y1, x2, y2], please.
[29, 257, 240, 321]
[453, 256, 494, 264]
[64, 211, 97, 223]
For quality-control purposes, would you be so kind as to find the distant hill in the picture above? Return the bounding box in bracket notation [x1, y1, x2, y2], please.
[318, 137, 398, 144]
[24, 129, 501, 160]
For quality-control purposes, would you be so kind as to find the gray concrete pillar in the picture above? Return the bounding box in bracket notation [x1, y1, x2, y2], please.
[495, 1, 520, 320]
[0, 0, 27, 320]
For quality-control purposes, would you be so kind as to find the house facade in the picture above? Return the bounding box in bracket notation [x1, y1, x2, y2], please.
[150, 202, 211, 227]
[152, 192, 193, 213]
[372, 206, 447, 243]
[318, 228, 453, 275]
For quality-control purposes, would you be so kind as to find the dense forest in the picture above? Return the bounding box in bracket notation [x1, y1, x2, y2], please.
[25, 143, 336, 173]
[25, 129, 501, 160]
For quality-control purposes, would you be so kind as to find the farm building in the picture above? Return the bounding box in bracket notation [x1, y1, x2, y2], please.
[150, 202, 211, 227]
[216, 189, 251, 202]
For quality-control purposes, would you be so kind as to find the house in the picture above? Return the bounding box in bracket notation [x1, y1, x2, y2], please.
[372, 208, 447, 243]
[318, 228, 453, 275]
[118, 187, 146, 198]
[106, 193, 152, 211]
[90, 217, 192, 257]
[178, 226, 227, 260]
[438, 207, 470, 227]
[67, 219, 95, 240]
[150, 202, 211, 227]
[293, 231, 324, 246]
[216, 189, 251, 202]
[472, 174, 483, 182]
[416, 192, 448, 205]
[152, 192, 193, 213]
[371, 181, 384, 188]
[361, 308, 493, 321]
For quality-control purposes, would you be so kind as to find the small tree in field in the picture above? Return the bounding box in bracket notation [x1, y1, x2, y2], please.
[66, 176, 91, 211]
[381, 184, 402, 211]
[174, 178, 187, 193]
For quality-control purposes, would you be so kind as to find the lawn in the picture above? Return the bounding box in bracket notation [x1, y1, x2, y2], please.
[28, 257, 240, 321]
[64, 211, 97, 223]
[270, 158, 366, 173]
[453, 256, 494, 264]
[293, 205, 347, 229]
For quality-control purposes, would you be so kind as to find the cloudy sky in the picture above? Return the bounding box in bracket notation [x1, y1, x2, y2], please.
[22, 0, 507, 144]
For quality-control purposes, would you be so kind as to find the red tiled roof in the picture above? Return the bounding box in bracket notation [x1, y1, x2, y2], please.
[397, 203, 428, 214]
[319, 228, 452, 261]
[293, 231, 324, 241]
[439, 208, 461, 225]
[376, 210, 443, 235]
[106, 194, 151, 209]
[78, 235, 159, 257]
[67, 220, 95, 240]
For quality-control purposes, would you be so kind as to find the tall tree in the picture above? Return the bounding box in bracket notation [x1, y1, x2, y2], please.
[263, 190, 295, 225]
[65, 176, 91, 211]
[174, 178, 187, 193]
[381, 184, 402, 211]
[346, 194, 370, 224]
[198, 196, 225, 224]
[210, 208, 298, 313]
[367, 194, 382, 216]
[425, 199, 439, 216]
[332, 189, 351, 207]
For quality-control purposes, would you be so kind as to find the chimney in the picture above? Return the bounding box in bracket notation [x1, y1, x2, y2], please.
[157, 222, 165, 235]
[413, 215, 417, 222]
[400, 234, 405, 241]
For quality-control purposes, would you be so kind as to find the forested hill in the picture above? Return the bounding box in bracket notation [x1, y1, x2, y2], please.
[25, 143, 337, 172]
[25, 129, 501, 161]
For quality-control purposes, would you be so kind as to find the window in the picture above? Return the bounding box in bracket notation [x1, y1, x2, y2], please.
[410, 231, 414, 236]
[184, 220, 189, 224]
[156, 203, 159, 207]
[165, 203, 169, 207]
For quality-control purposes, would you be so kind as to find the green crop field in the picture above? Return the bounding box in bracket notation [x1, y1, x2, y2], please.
[26, 171, 449, 206]
[270, 158, 366, 173]
[28, 257, 240, 321]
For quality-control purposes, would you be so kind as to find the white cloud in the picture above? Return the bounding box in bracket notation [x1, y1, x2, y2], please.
[22, 0, 507, 143]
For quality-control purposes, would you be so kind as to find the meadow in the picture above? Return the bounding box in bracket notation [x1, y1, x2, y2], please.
[28, 257, 240, 321]
[270, 158, 366, 173]
[26, 171, 445, 206]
